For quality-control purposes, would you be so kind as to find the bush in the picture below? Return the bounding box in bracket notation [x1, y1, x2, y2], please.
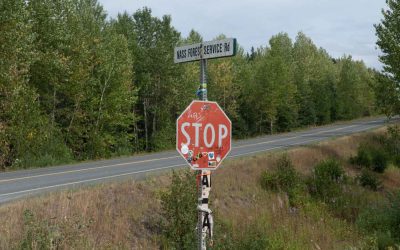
[212, 219, 269, 250]
[351, 145, 372, 168]
[160, 170, 197, 249]
[386, 125, 400, 152]
[261, 155, 304, 206]
[307, 159, 345, 204]
[356, 191, 400, 248]
[261, 155, 298, 192]
[371, 149, 389, 173]
[20, 209, 62, 250]
[236, 229, 269, 250]
[351, 144, 389, 173]
[386, 125, 400, 167]
[393, 155, 400, 168]
[357, 169, 381, 191]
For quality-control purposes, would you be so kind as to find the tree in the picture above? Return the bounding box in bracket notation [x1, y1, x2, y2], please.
[313, 48, 338, 124]
[254, 33, 298, 133]
[293, 32, 318, 126]
[335, 57, 375, 120]
[208, 35, 241, 124]
[375, 72, 400, 119]
[375, 0, 400, 118]
[0, 1, 381, 169]
[0, 0, 71, 169]
[375, 0, 400, 82]
[28, 0, 136, 159]
[160, 170, 197, 249]
[0, 0, 33, 167]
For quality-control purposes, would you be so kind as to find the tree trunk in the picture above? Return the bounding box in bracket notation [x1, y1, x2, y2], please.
[132, 108, 139, 153]
[152, 111, 156, 136]
[143, 99, 148, 151]
[270, 120, 273, 135]
[68, 99, 80, 133]
[96, 64, 114, 129]
[52, 87, 56, 127]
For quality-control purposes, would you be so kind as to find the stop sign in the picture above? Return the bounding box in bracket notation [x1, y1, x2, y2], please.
[176, 100, 232, 170]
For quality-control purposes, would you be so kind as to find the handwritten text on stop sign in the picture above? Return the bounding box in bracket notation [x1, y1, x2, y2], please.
[181, 122, 228, 148]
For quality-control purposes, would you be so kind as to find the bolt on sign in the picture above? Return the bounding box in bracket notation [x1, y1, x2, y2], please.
[176, 100, 232, 170]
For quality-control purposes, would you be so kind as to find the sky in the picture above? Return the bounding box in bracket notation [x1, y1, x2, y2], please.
[99, 0, 386, 70]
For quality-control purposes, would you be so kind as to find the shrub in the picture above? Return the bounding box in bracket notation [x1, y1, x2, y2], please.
[261, 155, 298, 192]
[393, 155, 400, 168]
[261, 155, 304, 207]
[351, 145, 372, 168]
[236, 229, 269, 250]
[307, 159, 345, 204]
[356, 191, 400, 248]
[357, 169, 381, 191]
[212, 219, 269, 250]
[20, 209, 62, 250]
[386, 125, 400, 152]
[386, 125, 400, 167]
[370, 149, 389, 173]
[160, 170, 197, 249]
[351, 144, 389, 173]
[261, 171, 279, 191]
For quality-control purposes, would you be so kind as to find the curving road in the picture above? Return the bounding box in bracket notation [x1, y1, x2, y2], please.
[0, 117, 396, 204]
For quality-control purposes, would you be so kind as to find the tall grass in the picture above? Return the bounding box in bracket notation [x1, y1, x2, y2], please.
[0, 126, 399, 249]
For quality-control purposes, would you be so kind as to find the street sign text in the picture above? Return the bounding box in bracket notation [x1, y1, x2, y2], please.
[174, 38, 237, 63]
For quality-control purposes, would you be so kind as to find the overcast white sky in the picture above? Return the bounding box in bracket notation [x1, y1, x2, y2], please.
[99, 0, 386, 69]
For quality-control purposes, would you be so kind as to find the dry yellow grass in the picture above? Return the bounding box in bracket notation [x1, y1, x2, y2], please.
[0, 127, 399, 249]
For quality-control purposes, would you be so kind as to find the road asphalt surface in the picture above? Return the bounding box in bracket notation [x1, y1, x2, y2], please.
[0, 117, 397, 204]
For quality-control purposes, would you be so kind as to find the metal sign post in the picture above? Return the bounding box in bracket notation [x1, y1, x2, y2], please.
[198, 57, 211, 250]
[174, 38, 237, 250]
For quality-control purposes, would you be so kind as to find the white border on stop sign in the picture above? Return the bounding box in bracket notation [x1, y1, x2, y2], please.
[176, 100, 232, 171]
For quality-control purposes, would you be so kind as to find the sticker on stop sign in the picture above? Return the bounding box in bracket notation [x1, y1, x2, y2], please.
[176, 100, 231, 170]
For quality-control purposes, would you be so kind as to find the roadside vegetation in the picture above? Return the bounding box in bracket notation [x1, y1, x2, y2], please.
[1, 126, 400, 249]
[1, 0, 391, 171]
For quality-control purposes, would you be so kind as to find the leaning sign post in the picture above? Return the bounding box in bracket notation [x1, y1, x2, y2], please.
[174, 38, 236, 250]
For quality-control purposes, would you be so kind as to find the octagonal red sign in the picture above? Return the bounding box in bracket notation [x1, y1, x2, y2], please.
[176, 100, 232, 170]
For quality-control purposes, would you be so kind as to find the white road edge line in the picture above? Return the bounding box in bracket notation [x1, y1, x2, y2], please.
[0, 124, 380, 198]
[0, 120, 382, 184]
[0, 155, 181, 183]
[0, 164, 186, 197]
[233, 124, 358, 149]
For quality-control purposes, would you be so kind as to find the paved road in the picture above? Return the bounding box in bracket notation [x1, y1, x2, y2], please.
[0, 117, 396, 204]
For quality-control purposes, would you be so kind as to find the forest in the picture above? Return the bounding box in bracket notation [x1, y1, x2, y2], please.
[0, 0, 391, 169]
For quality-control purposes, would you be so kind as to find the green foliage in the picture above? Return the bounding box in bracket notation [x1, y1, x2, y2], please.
[335, 57, 375, 120]
[356, 191, 400, 249]
[374, 73, 400, 120]
[151, 123, 175, 151]
[0, 2, 380, 169]
[351, 145, 373, 167]
[261, 155, 297, 192]
[261, 155, 305, 207]
[375, 0, 400, 85]
[160, 170, 197, 249]
[371, 149, 389, 173]
[357, 169, 381, 191]
[234, 228, 269, 250]
[20, 209, 61, 250]
[351, 144, 389, 173]
[307, 159, 346, 203]
[375, 0, 400, 119]
[386, 125, 400, 166]
[212, 219, 269, 250]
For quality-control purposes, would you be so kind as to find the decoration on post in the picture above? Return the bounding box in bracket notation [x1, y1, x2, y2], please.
[174, 37, 236, 250]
